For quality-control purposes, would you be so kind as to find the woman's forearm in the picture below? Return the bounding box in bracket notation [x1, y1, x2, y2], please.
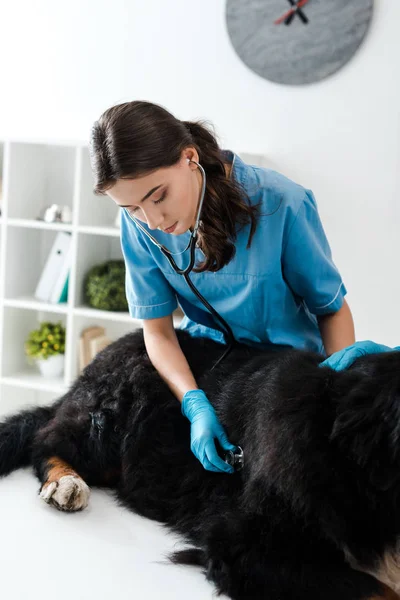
[143, 329, 199, 403]
[317, 298, 355, 356]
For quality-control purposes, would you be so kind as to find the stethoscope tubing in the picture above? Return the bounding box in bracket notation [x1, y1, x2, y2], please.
[126, 159, 236, 369]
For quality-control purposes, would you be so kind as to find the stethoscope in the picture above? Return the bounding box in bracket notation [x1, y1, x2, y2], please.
[126, 158, 237, 371]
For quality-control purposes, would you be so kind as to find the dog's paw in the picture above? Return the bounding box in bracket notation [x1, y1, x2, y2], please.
[40, 475, 90, 512]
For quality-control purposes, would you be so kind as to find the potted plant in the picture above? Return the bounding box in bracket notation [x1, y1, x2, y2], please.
[84, 260, 128, 311]
[24, 320, 66, 378]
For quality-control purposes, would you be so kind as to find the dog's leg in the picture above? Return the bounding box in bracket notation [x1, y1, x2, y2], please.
[38, 456, 90, 512]
[371, 583, 400, 600]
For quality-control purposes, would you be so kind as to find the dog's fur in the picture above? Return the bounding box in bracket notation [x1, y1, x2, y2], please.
[1, 329, 400, 599]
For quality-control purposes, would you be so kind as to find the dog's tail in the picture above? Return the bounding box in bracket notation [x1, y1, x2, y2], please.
[0, 402, 59, 477]
[167, 547, 207, 568]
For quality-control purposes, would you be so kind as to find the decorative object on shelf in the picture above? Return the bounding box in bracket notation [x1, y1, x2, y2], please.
[78, 326, 111, 373]
[24, 321, 66, 378]
[34, 231, 72, 303]
[226, 0, 375, 85]
[84, 260, 128, 311]
[37, 203, 73, 224]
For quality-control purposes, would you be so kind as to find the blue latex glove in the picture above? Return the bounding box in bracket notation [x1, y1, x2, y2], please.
[319, 340, 399, 371]
[181, 389, 236, 474]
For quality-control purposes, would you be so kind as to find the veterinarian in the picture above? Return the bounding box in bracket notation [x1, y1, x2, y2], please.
[89, 100, 393, 475]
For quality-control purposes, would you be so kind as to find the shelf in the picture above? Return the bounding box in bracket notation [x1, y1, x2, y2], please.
[74, 305, 183, 327]
[1, 370, 67, 394]
[74, 305, 133, 322]
[78, 225, 120, 237]
[6, 218, 73, 232]
[2, 298, 184, 327]
[3, 296, 69, 313]
[0, 140, 188, 400]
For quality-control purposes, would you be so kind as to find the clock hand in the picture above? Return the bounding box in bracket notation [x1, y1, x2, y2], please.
[285, 0, 309, 25]
[274, 0, 310, 25]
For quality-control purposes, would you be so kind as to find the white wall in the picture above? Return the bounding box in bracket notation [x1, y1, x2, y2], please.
[1, 0, 399, 344]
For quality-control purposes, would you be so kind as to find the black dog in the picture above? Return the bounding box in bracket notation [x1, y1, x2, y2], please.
[1, 328, 400, 600]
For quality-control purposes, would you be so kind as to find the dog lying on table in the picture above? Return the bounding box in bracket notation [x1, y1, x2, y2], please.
[1, 328, 400, 600]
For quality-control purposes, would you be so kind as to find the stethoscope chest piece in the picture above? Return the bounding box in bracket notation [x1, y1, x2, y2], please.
[223, 445, 244, 472]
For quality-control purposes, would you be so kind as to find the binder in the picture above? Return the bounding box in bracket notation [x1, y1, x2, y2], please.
[49, 239, 73, 303]
[34, 232, 72, 302]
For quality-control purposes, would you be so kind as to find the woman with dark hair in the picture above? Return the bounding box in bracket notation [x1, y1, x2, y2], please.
[89, 100, 391, 475]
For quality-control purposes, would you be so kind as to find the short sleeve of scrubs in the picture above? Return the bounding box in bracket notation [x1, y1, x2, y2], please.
[282, 190, 347, 316]
[120, 209, 178, 319]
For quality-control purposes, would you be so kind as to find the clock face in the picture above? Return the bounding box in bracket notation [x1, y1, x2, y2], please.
[226, 0, 374, 85]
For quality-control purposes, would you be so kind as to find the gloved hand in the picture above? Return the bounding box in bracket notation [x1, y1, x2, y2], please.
[181, 389, 236, 474]
[319, 340, 399, 371]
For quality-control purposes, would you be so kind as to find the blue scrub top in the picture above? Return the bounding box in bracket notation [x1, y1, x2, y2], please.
[119, 150, 347, 356]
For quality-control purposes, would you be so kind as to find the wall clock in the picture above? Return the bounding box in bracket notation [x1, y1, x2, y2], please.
[226, 0, 374, 85]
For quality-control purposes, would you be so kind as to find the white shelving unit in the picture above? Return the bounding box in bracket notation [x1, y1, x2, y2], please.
[0, 139, 184, 416]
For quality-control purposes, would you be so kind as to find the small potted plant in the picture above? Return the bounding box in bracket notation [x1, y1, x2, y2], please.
[84, 260, 128, 312]
[24, 320, 66, 378]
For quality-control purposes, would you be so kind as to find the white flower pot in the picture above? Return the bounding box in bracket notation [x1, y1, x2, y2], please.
[37, 354, 65, 378]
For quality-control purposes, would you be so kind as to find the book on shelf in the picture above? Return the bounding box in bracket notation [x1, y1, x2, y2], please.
[34, 231, 72, 303]
[89, 334, 111, 359]
[78, 326, 111, 373]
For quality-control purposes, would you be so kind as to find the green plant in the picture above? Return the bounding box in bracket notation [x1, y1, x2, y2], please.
[84, 260, 128, 311]
[24, 321, 66, 363]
